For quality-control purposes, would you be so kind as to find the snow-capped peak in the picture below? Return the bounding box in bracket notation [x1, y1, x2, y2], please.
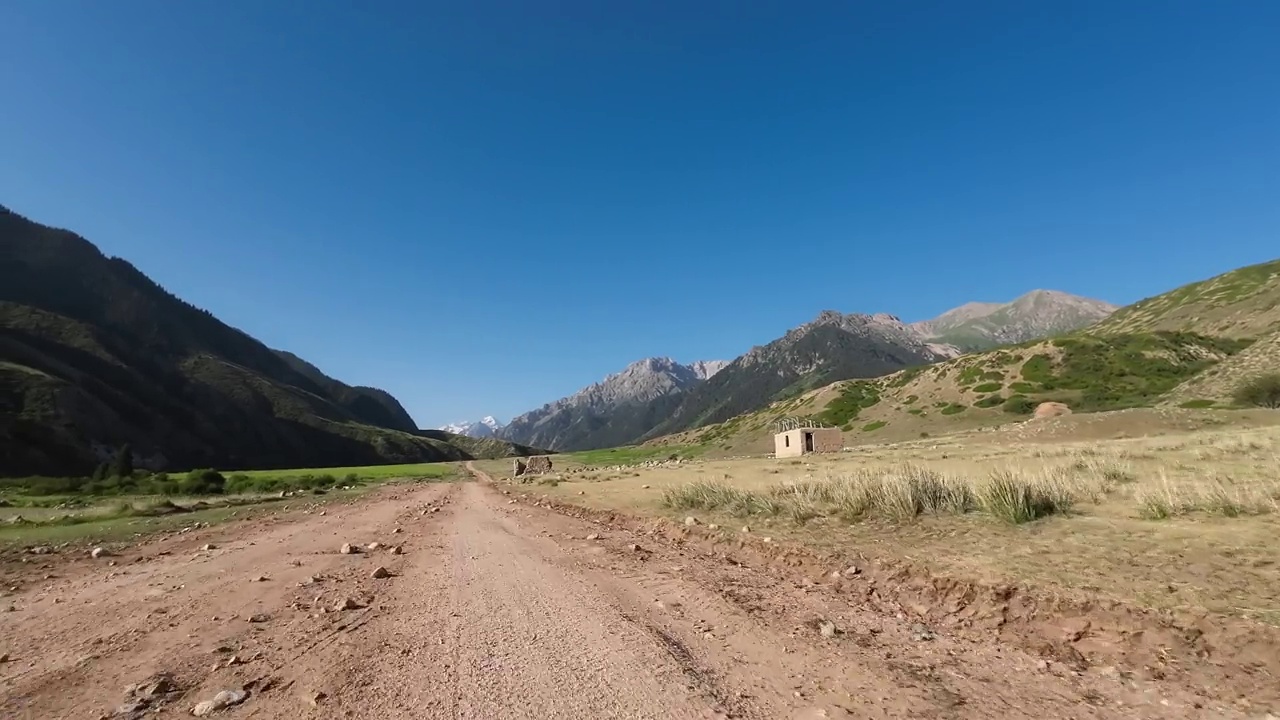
[439, 417, 505, 438]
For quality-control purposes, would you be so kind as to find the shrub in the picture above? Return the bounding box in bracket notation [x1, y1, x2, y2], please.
[1178, 399, 1216, 409]
[1232, 373, 1280, 409]
[110, 444, 134, 479]
[816, 381, 882, 426]
[889, 366, 926, 387]
[1019, 355, 1055, 384]
[940, 403, 966, 415]
[180, 469, 227, 495]
[972, 382, 1003, 393]
[979, 470, 1071, 524]
[974, 394, 1004, 409]
[862, 420, 887, 431]
[1002, 395, 1037, 414]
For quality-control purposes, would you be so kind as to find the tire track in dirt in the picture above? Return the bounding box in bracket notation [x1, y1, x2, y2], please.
[477, 467, 1273, 719]
[0, 482, 455, 719]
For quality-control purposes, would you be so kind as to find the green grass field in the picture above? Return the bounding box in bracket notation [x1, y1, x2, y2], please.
[0, 462, 457, 548]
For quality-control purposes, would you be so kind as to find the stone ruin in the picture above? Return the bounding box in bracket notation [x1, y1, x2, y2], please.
[512, 455, 553, 477]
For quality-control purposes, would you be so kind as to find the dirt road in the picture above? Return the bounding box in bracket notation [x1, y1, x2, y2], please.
[0, 470, 1262, 719]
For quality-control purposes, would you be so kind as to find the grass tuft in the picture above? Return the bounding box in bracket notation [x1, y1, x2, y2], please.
[978, 470, 1073, 524]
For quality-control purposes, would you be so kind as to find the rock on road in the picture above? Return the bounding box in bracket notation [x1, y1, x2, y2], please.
[0, 470, 1236, 719]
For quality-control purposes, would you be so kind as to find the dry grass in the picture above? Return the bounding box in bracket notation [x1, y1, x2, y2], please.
[663, 464, 1088, 525]
[527, 414, 1280, 623]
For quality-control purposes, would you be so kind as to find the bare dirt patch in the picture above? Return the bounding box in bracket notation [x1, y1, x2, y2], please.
[5, 464, 1267, 718]
[508, 419, 1280, 714]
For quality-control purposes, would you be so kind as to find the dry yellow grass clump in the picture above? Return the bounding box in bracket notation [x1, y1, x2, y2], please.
[529, 417, 1280, 623]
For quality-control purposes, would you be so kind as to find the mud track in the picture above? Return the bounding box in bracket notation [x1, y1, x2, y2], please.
[0, 467, 1270, 719]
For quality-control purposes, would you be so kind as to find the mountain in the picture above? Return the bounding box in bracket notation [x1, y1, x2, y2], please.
[273, 350, 418, 432]
[910, 290, 1118, 351]
[646, 261, 1280, 454]
[0, 204, 541, 476]
[1090, 258, 1280, 339]
[639, 311, 961, 441]
[499, 357, 728, 451]
[688, 360, 730, 380]
[439, 416, 504, 438]
[1094, 258, 1280, 407]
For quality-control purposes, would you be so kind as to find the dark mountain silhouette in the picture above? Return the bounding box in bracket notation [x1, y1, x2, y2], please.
[0, 204, 539, 476]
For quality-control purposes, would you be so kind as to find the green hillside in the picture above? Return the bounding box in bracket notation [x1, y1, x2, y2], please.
[646, 260, 1280, 453]
[0, 204, 542, 476]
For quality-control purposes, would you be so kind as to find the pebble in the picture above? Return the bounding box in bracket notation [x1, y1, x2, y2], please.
[91, 547, 110, 559]
[392, 527, 402, 534]
[248, 613, 271, 623]
[910, 623, 936, 642]
[741, 526, 751, 533]
[192, 689, 247, 716]
[390, 546, 404, 555]
[366, 542, 381, 551]
[707, 524, 719, 530]
[371, 566, 391, 579]
[201, 544, 217, 551]
[641, 484, 651, 489]
[629, 544, 643, 552]
[586, 533, 600, 541]
[306, 690, 327, 706]
[339, 543, 358, 555]
[684, 516, 699, 526]
[333, 597, 361, 611]
[819, 621, 839, 638]
[842, 565, 862, 577]
[0, 652, 9, 662]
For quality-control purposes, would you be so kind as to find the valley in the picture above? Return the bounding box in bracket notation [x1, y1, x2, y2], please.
[3, 203, 1280, 718]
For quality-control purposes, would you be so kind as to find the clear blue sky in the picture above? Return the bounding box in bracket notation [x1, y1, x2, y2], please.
[2, 2, 1278, 428]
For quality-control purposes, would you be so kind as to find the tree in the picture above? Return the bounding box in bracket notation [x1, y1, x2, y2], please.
[1233, 373, 1280, 409]
[110, 444, 134, 478]
[180, 469, 226, 495]
[91, 462, 109, 482]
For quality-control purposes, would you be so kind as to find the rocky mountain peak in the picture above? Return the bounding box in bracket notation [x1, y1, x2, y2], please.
[498, 357, 728, 451]
[911, 290, 1117, 351]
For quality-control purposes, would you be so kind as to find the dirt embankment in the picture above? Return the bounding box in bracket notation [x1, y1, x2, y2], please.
[0, 471, 1273, 719]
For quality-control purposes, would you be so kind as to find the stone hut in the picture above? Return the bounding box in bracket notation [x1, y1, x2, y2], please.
[773, 427, 842, 458]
